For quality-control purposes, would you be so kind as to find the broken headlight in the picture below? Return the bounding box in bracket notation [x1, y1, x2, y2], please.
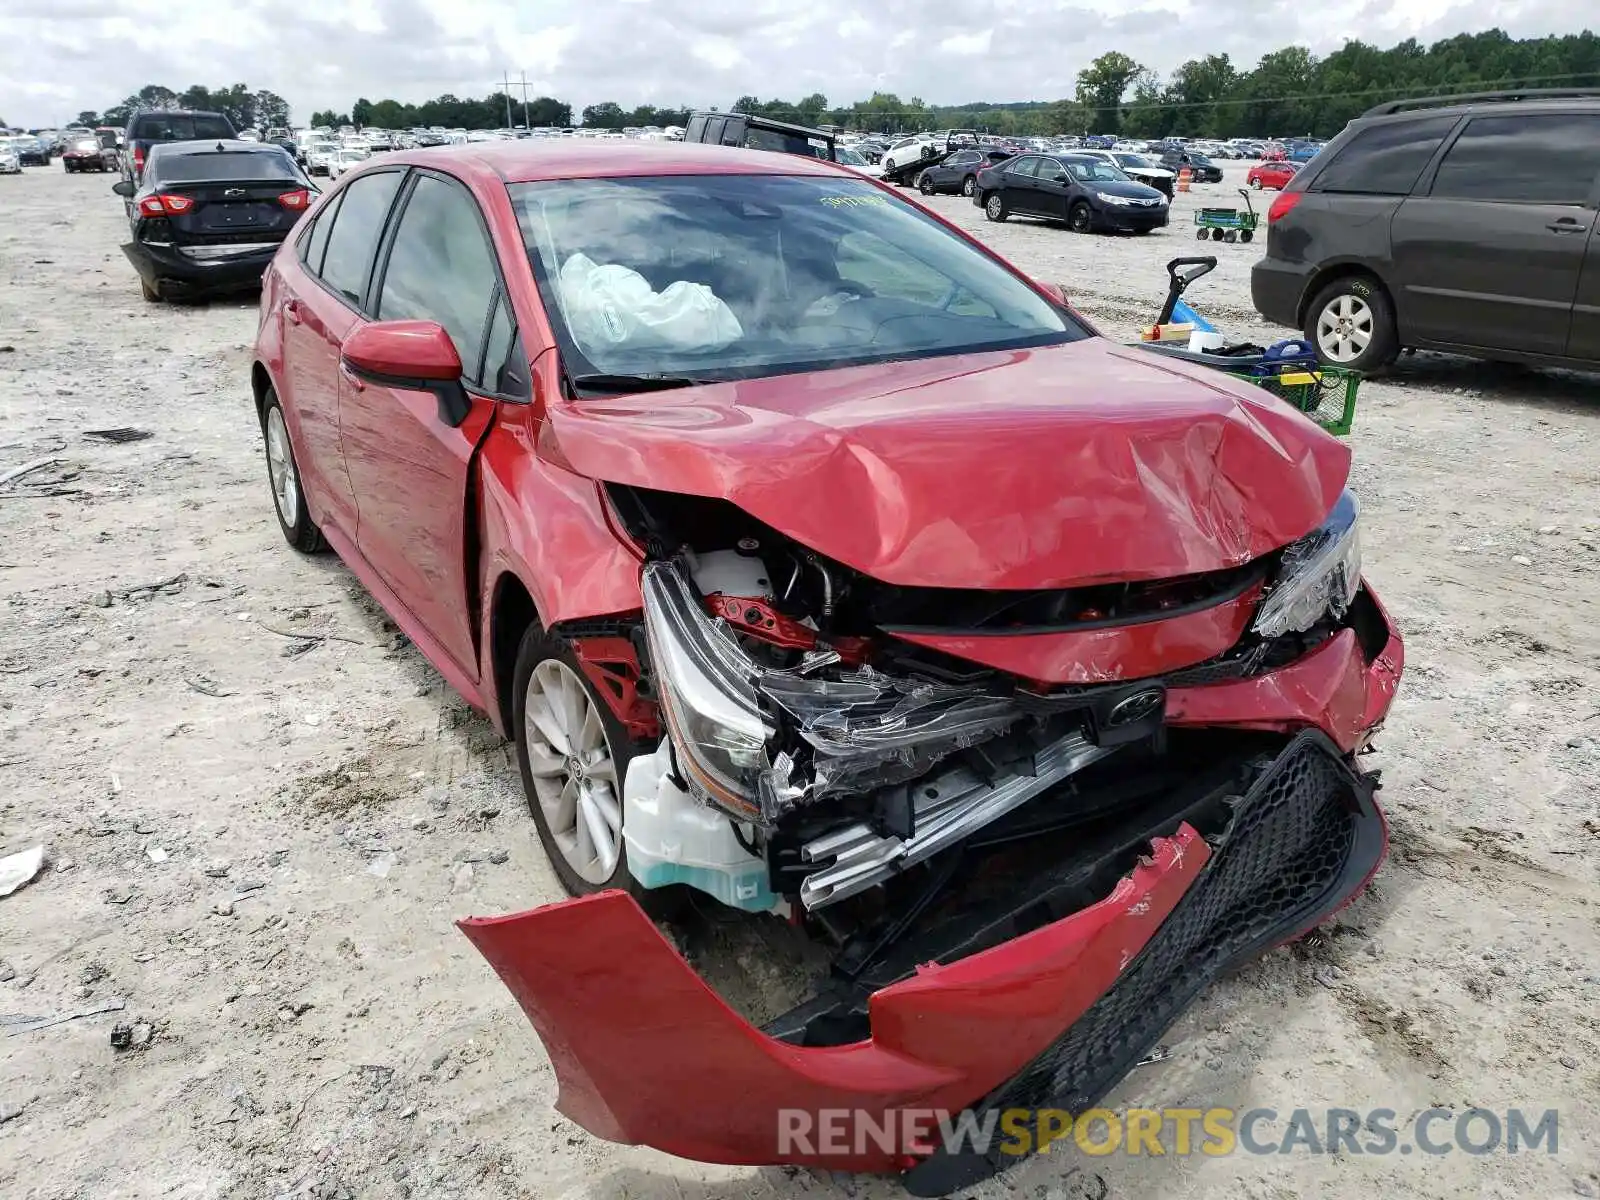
[640, 559, 1023, 826]
[640, 560, 772, 821]
[1252, 490, 1361, 638]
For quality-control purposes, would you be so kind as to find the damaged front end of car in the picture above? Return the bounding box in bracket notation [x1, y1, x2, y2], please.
[460, 478, 1401, 1193]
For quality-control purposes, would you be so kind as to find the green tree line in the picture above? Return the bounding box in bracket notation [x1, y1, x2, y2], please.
[746, 29, 1600, 138]
[74, 83, 290, 132]
[63, 29, 1600, 139]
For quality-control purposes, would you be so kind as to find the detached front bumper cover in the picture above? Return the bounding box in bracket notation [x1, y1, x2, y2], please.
[460, 729, 1386, 1190]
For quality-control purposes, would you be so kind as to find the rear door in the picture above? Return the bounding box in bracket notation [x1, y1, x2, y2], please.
[278, 169, 407, 540]
[1391, 112, 1600, 356]
[1001, 156, 1044, 214]
[338, 169, 520, 678]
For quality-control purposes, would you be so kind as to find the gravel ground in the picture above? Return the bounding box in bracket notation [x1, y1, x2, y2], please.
[2, 161, 1598, 1200]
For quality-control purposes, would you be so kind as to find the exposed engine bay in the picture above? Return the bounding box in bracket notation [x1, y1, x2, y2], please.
[592, 481, 1367, 925]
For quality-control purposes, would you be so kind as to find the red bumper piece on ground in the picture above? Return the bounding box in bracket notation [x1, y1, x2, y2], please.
[459, 826, 1207, 1171]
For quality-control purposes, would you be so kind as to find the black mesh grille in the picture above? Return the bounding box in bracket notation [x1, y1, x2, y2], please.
[904, 732, 1378, 1196]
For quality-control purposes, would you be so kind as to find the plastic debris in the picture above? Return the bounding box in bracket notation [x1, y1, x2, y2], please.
[0, 846, 45, 897]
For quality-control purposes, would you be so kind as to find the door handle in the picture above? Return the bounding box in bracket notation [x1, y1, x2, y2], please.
[1547, 219, 1588, 234]
[339, 361, 366, 392]
[284, 299, 301, 324]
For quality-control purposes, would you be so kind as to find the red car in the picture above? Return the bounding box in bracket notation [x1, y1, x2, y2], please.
[252, 142, 1402, 1193]
[1247, 160, 1298, 190]
[1259, 142, 1289, 162]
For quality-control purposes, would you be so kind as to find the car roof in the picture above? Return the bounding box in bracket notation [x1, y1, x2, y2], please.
[364, 140, 853, 186]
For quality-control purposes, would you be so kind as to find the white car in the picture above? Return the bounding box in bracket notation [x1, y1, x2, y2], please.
[880, 134, 948, 176]
[1076, 149, 1177, 197]
[330, 147, 370, 177]
[0, 141, 20, 174]
[305, 142, 339, 176]
[833, 146, 883, 178]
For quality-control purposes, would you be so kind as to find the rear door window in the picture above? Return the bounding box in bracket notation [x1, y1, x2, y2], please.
[685, 115, 707, 143]
[1314, 116, 1457, 195]
[299, 192, 342, 274]
[316, 170, 404, 307]
[1430, 114, 1600, 205]
[375, 174, 500, 385]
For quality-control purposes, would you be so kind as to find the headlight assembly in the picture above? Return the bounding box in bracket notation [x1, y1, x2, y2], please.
[1096, 191, 1132, 206]
[640, 559, 1022, 826]
[1252, 490, 1361, 638]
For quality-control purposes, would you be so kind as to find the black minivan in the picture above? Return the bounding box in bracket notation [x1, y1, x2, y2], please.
[682, 112, 838, 162]
[1251, 89, 1600, 371]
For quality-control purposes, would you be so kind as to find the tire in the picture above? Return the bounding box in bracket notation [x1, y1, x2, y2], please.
[139, 277, 161, 303]
[1068, 201, 1094, 234]
[1211, 228, 1225, 241]
[1249, 177, 1263, 190]
[1240, 229, 1254, 244]
[960, 175, 976, 197]
[260, 388, 327, 552]
[1223, 230, 1239, 243]
[983, 192, 1008, 222]
[1196, 229, 1209, 240]
[1304, 275, 1399, 372]
[512, 631, 672, 910]
[917, 171, 934, 195]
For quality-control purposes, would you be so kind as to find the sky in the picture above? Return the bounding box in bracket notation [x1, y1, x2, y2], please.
[0, 0, 1590, 127]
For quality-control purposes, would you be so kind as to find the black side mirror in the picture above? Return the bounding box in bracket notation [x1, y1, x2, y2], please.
[112, 180, 133, 197]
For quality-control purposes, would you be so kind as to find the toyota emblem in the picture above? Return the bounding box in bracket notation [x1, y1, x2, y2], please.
[1106, 688, 1164, 727]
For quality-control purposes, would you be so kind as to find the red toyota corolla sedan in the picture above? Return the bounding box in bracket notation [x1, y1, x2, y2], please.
[251, 141, 1402, 1193]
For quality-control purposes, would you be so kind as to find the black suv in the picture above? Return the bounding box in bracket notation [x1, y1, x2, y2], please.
[122, 108, 237, 186]
[1252, 89, 1600, 371]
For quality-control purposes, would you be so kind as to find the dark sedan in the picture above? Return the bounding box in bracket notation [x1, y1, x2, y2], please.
[15, 136, 50, 167]
[914, 148, 1014, 197]
[1158, 147, 1223, 183]
[111, 140, 315, 302]
[974, 152, 1169, 234]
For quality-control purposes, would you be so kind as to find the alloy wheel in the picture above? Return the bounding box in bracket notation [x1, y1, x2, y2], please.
[264, 406, 299, 524]
[961, 176, 976, 197]
[985, 194, 1004, 220]
[1315, 294, 1374, 363]
[522, 658, 622, 885]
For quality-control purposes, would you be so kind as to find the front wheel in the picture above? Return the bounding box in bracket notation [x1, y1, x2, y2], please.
[983, 192, 1008, 222]
[1304, 276, 1399, 372]
[960, 175, 977, 197]
[514, 635, 640, 897]
[1249, 177, 1263, 190]
[261, 389, 327, 552]
[916, 171, 934, 195]
[1068, 201, 1094, 234]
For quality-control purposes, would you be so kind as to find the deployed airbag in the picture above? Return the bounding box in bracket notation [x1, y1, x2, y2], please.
[559, 252, 743, 352]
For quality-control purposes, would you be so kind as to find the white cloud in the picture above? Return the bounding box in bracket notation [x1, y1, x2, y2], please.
[0, 0, 1589, 126]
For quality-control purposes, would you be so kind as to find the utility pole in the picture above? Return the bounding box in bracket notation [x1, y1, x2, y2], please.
[499, 72, 513, 130]
[518, 71, 532, 130]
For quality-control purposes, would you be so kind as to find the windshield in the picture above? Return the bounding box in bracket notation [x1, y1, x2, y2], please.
[1114, 153, 1156, 170]
[510, 173, 1081, 385]
[1064, 160, 1130, 183]
[834, 147, 867, 166]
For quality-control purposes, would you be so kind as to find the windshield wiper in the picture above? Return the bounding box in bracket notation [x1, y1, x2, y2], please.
[568, 372, 710, 395]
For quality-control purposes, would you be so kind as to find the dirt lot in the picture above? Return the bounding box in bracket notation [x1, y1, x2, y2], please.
[2, 161, 1598, 1200]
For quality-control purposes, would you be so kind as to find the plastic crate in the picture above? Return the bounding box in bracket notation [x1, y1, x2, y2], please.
[1235, 365, 1360, 436]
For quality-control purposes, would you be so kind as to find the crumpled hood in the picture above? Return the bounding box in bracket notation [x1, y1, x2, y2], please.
[548, 338, 1349, 590]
